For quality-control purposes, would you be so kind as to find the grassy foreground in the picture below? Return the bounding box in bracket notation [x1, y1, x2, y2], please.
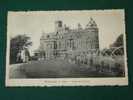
[9, 58, 124, 78]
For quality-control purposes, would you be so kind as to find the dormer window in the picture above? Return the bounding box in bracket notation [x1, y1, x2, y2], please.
[47, 35, 50, 38]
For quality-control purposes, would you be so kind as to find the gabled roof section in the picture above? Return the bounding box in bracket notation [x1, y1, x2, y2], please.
[85, 17, 97, 29]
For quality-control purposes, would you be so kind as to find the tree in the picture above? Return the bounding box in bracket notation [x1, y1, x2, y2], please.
[112, 34, 123, 47]
[110, 34, 124, 55]
[10, 34, 32, 64]
[101, 34, 124, 56]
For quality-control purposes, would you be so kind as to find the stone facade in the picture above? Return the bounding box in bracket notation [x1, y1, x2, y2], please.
[40, 18, 99, 59]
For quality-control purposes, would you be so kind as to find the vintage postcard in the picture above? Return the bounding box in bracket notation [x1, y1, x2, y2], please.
[6, 9, 128, 86]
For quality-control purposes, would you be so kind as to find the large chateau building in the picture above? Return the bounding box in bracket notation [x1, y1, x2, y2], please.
[39, 18, 99, 59]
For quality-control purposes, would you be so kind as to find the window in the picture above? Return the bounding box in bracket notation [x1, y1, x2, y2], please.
[47, 35, 50, 38]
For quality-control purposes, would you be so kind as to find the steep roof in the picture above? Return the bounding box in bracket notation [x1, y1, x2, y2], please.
[85, 17, 97, 29]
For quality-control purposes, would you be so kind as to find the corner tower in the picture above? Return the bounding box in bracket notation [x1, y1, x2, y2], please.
[55, 20, 63, 33]
[86, 17, 99, 50]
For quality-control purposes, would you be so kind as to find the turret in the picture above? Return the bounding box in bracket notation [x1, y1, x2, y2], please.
[85, 17, 99, 50]
[55, 20, 63, 33]
[85, 17, 98, 29]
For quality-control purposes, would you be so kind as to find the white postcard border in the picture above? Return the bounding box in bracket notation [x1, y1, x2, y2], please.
[5, 9, 128, 87]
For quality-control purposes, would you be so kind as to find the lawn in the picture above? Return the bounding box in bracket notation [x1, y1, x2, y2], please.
[9, 58, 124, 78]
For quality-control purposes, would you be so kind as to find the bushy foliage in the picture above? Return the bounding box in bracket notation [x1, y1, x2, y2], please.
[10, 34, 32, 64]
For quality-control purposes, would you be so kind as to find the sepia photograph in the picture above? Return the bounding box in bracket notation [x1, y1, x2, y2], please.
[6, 9, 128, 86]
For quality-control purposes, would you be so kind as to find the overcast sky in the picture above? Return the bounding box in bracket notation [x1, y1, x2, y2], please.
[7, 9, 125, 54]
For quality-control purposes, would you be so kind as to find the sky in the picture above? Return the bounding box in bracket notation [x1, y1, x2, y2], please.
[7, 9, 125, 54]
